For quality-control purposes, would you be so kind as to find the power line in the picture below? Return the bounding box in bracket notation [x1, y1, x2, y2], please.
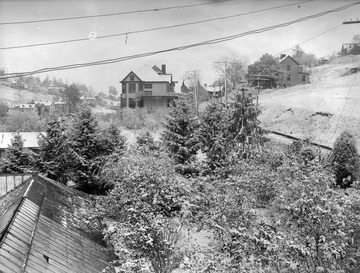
[0, 0, 233, 26]
[0, 0, 313, 50]
[1, 2, 359, 79]
[273, 24, 342, 57]
[330, 62, 360, 146]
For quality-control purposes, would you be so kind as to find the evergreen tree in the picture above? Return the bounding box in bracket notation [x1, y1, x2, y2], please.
[0, 134, 33, 173]
[197, 102, 230, 168]
[330, 131, 360, 188]
[36, 116, 70, 183]
[228, 90, 263, 158]
[161, 94, 198, 164]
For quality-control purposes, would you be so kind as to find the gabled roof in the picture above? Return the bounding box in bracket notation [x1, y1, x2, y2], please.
[0, 132, 44, 149]
[279, 55, 299, 65]
[121, 65, 170, 83]
[0, 173, 112, 273]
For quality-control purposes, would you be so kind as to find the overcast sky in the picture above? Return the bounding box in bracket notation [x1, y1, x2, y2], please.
[0, 0, 359, 93]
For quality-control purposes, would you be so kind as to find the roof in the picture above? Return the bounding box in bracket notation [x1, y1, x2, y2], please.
[54, 102, 68, 105]
[279, 55, 299, 65]
[135, 65, 168, 82]
[35, 101, 53, 107]
[0, 132, 43, 149]
[0, 173, 112, 273]
[206, 86, 224, 92]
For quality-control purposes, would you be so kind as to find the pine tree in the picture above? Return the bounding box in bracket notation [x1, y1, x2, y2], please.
[197, 102, 230, 168]
[36, 116, 70, 183]
[161, 94, 198, 164]
[0, 134, 33, 173]
[330, 131, 360, 188]
[227, 90, 263, 158]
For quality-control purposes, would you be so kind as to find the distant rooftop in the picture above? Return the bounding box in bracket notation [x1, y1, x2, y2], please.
[0, 132, 44, 149]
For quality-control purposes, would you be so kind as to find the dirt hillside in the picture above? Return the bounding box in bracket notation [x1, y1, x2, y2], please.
[259, 55, 360, 150]
[0, 84, 54, 106]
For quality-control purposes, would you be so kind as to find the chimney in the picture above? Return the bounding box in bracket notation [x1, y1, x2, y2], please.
[161, 64, 166, 74]
[280, 54, 286, 59]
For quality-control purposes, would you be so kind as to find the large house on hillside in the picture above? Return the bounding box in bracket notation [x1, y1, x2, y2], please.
[279, 55, 310, 87]
[120, 64, 178, 108]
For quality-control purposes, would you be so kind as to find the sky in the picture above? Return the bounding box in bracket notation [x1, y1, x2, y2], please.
[0, 0, 359, 94]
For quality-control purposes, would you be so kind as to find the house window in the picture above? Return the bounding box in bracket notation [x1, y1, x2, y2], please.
[287, 65, 290, 71]
[287, 75, 291, 81]
[122, 84, 126, 93]
[128, 98, 136, 108]
[129, 83, 136, 93]
[144, 83, 152, 89]
[302, 75, 306, 82]
[130, 75, 135, 81]
[139, 83, 143, 92]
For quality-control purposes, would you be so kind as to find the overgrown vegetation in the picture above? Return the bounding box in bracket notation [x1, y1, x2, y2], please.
[2, 87, 360, 273]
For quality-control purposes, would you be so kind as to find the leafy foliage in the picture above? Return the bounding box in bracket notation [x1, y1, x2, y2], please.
[247, 53, 283, 86]
[330, 131, 360, 188]
[93, 149, 190, 273]
[4, 111, 46, 132]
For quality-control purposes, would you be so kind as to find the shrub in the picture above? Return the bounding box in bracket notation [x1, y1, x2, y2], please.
[330, 131, 360, 188]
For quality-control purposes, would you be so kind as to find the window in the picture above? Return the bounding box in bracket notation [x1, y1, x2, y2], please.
[287, 65, 290, 71]
[302, 75, 306, 82]
[144, 83, 152, 89]
[128, 98, 136, 108]
[287, 75, 291, 81]
[130, 74, 135, 81]
[139, 83, 143, 91]
[122, 84, 126, 93]
[129, 84, 136, 93]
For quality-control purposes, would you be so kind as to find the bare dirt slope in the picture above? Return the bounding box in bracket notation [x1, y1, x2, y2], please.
[259, 55, 360, 150]
[0, 84, 54, 106]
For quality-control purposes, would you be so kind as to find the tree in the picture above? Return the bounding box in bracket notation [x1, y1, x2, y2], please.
[330, 131, 360, 188]
[92, 149, 190, 273]
[0, 134, 34, 174]
[247, 53, 283, 86]
[36, 116, 71, 184]
[108, 86, 118, 98]
[0, 101, 9, 119]
[214, 54, 249, 89]
[4, 111, 45, 132]
[61, 83, 81, 109]
[292, 45, 318, 67]
[161, 94, 198, 165]
[227, 88, 263, 157]
[197, 102, 231, 168]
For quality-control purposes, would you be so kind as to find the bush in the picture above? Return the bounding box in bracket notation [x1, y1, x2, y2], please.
[330, 131, 360, 188]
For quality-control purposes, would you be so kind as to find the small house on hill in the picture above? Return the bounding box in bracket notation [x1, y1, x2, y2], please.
[341, 43, 360, 56]
[120, 64, 178, 108]
[0, 173, 113, 273]
[181, 79, 209, 103]
[279, 55, 310, 87]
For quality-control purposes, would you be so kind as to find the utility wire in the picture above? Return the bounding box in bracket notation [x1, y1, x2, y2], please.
[0, 0, 233, 26]
[1, 2, 359, 79]
[0, 0, 313, 50]
[330, 62, 360, 146]
[273, 24, 342, 56]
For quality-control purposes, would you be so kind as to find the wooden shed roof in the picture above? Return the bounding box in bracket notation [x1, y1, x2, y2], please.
[0, 174, 112, 273]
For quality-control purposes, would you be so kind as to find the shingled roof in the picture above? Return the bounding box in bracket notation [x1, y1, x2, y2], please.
[0, 173, 112, 273]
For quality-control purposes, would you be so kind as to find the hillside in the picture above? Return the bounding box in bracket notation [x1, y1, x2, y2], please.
[0, 84, 54, 106]
[259, 55, 360, 150]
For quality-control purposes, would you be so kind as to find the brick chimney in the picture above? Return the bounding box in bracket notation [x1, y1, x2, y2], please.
[161, 64, 166, 74]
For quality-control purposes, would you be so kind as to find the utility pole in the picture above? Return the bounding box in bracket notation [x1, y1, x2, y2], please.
[193, 71, 198, 113]
[214, 61, 228, 107]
